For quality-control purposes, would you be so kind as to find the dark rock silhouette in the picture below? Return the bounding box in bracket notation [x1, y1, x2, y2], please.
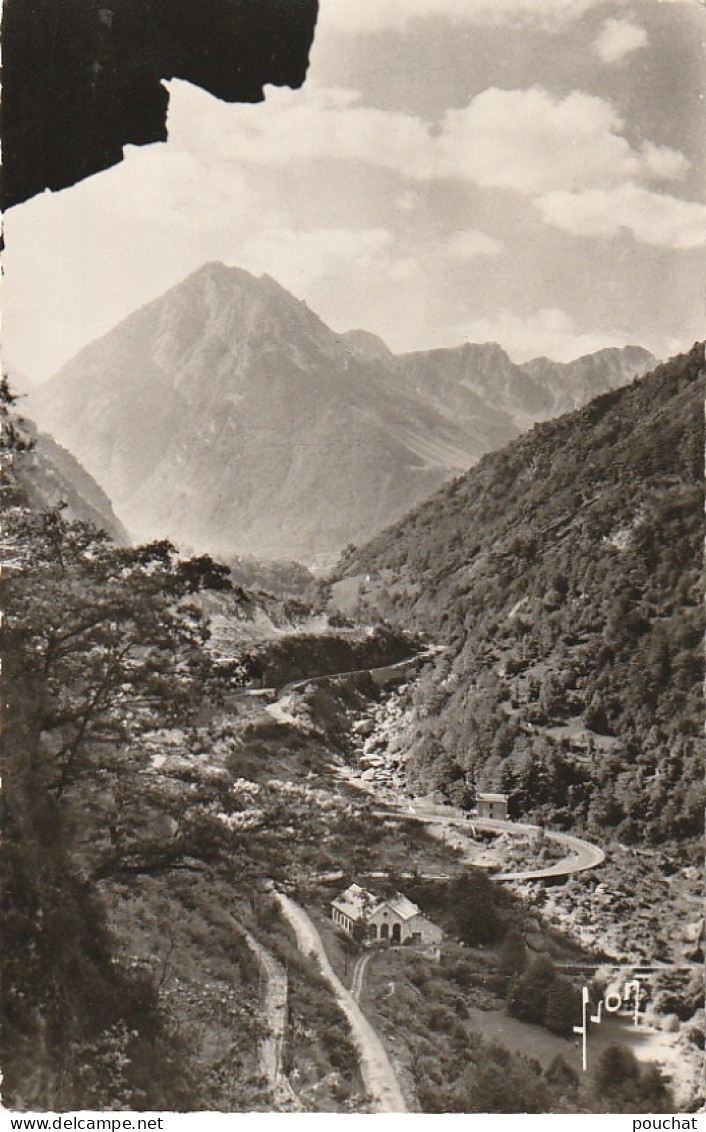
[2, 0, 319, 209]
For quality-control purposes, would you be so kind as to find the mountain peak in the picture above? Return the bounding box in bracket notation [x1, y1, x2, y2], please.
[461, 340, 508, 357]
[183, 262, 319, 324]
[190, 260, 259, 289]
[31, 263, 660, 566]
[340, 329, 393, 359]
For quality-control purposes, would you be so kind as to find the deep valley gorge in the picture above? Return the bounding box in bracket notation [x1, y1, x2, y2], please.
[1, 291, 703, 1114]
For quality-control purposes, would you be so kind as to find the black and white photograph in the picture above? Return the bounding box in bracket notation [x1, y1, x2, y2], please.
[1, 0, 704, 1120]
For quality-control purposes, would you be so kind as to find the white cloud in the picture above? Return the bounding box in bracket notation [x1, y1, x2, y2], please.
[394, 189, 421, 212]
[236, 227, 421, 295]
[594, 17, 648, 64]
[435, 86, 687, 193]
[169, 80, 689, 199]
[242, 225, 392, 267]
[449, 307, 634, 362]
[162, 80, 697, 257]
[443, 229, 504, 259]
[5, 0, 702, 384]
[113, 144, 259, 231]
[639, 141, 690, 182]
[321, 0, 618, 34]
[168, 80, 434, 179]
[538, 184, 706, 248]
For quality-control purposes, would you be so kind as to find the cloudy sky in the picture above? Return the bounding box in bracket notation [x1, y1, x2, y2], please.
[4, 0, 705, 379]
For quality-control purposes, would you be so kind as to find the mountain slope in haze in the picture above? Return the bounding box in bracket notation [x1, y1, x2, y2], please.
[31, 261, 653, 567]
[32, 263, 518, 567]
[335, 344, 704, 847]
[390, 341, 554, 428]
[339, 328, 393, 360]
[14, 419, 128, 541]
[388, 341, 654, 431]
[519, 346, 656, 419]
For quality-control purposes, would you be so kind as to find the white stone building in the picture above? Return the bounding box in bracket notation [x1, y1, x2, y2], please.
[476, 792, 509, 820]
[330, 883, 443, 946]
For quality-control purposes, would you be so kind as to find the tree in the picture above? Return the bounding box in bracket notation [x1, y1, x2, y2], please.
[499, 929, 527, 977]
[0, 388, 256, 1108]
[445, 774, 476, 810]
[0, 374, 36, 520]
[464, 1059, 548, 1113]
[0, 374, 34, 457]
[584, 693, 611, 735]
[2, 507, 243, 796]
[639, 1065, 672, 1111]
[544, 976, 582, 1037]
[506, 956, 557, 1026]
[594, 1044, 641, 1093]
[447, 871, 506, 945]
[593, 1044, 673, 1112]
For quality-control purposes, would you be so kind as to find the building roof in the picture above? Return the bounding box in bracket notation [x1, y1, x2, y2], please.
[379, 892, 422, 921]
[477, 792, 508, 802]
[331, 884, 424, 924]
[331, 883, 377, 922]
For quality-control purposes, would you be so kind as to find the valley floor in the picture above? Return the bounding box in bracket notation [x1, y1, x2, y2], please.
[43, 628, 702, 1114]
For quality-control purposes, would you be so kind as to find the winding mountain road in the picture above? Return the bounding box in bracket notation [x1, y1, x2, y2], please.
[405, 806, 605, 882]
[231, 645, 445, 704]
[275, 892, 407, 1113]
[241, 646, 605, 884]
[490, 823, 604, 881]
[277, 645, 444, 695]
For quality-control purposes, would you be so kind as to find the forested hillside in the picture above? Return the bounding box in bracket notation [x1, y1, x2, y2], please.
[2, 366, 699, 1111]
[336, 344, 704, 846]
[0, 384, 249, 1107]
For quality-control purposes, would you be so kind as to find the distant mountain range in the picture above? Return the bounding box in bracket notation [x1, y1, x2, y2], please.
[28, 261, 654, 565]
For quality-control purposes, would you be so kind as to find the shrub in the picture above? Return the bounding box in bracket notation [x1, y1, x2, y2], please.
[499, 929, 527, 977]
[544, 1053, 579, 1091]
[506, 956, 557, 1026]
[544, 977, 582, 1037]
[426, 1005, 459, 1033]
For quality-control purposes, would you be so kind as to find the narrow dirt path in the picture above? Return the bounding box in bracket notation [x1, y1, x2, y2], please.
[275, 893, 407, 1113]
[349, 952, 374, 1003]
[234, 921, 299, 1109]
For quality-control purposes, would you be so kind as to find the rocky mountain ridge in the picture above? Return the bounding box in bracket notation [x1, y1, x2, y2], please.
[30, 261, 654, 566]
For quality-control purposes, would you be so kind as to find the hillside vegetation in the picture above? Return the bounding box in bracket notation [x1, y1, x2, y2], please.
[336, 344, 704, 846]
[0, 386, 364, 1109]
